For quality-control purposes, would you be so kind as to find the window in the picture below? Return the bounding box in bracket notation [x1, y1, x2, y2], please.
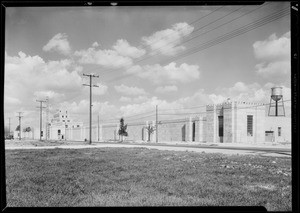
[65, 125, 68, 128]
[62, 115, 64, 118]
[58, 130, 61, 135]
[278, 127, 281, 136]
[62, 120, 65, 122]
[67, 120, 70, 122]
[77, 125, 80, 127]
[247, 115, 253, 136]
[218, 116, 223, 137]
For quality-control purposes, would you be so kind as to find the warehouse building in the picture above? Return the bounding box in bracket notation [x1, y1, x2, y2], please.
[35, 87, 290, 144]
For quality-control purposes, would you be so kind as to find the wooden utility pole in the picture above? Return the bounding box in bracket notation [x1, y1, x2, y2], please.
[16, 112, 23, 140]
[36, 100, 46, 141]
[8, 117, 11, 138]
[98, 114, 99, 141]
[83, 73, 99, 145]
[156, 105, 158, 143]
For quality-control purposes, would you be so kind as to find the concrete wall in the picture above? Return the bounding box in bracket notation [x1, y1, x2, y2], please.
[41, 102, 291, 144]
[158, 119, 187, 142]
[264, 116, 291, 143]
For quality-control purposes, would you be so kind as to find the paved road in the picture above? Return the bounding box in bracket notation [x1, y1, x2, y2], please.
[5, 141, 291, 158]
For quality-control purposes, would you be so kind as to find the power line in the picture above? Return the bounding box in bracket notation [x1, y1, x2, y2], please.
[92, 4, 265, 79]
[107, 6, 289, 83]
[80, 6, 225, 76]
[134, 2, 269, 63]
[82, 73, 99, 144]
[92, 6, 240, 78]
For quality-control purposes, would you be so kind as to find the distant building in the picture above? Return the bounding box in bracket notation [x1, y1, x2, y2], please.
[48, 109, 83, 140]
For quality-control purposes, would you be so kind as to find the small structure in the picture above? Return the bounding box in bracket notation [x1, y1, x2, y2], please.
[268, 86, 285, 116]
[48, 109, 83, 140]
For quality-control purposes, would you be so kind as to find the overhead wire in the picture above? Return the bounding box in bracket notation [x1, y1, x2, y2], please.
[78, 6, 225, 75]
[106, 6, 290, 83]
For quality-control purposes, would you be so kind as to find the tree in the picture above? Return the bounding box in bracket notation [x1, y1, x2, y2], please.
[144, 124, 156, 142]
[118, 118, 128, 142]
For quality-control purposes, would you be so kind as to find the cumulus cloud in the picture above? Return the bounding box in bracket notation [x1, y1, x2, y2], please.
[75, 39, 145, 69]
[119, 96, 148, 103]
[216, 81, 291, 105]
[253, 31, 291, 84]
[253, 31, 290, 61]
[113, 39, 146, 58]
[34, 90, 65, 100]
[142, 22, 194, 56]
[126, 62, 200, 84]
[255, 61, 290, 81]
[43, 33, 71, 55]
[155, 85, 178, 93]
[83, 83, 108, 96]
[114, 84, 147, 96]
[75, 47, 133, 69]
[5, 51, 83, 111]
[59, 100, 121, 123]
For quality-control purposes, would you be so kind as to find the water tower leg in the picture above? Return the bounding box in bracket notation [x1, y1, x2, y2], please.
[275, 100, 278, 116]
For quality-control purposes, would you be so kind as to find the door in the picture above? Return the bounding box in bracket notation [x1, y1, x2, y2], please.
[218, 116, 223, 143]
[265, 131, 274, 142]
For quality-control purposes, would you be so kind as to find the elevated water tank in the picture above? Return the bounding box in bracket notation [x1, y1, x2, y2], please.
[271, 86, 283, 101]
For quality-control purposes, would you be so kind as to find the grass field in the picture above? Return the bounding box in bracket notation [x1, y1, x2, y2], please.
[5, 147, 291, 210]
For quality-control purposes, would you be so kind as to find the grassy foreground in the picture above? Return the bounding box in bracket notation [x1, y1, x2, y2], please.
[5, 147, 291, 210]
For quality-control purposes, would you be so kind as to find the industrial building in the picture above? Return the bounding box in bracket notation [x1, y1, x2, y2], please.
[23, 87, 290, 144]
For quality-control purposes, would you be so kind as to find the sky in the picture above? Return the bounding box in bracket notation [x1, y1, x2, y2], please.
[4, 2, 291, 130]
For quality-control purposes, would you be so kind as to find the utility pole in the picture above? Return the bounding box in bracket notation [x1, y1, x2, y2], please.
[156, 105, 158, 143]
[36, 100, 46, 141]
[46, 96, 50, 141]
[8, 117, 11, 138]
[83, 73, 99, 145]
[98, 114, 100, 141]
[16, 112, 23, 140]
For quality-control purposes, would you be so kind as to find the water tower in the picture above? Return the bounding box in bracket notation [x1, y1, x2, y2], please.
[268, 87, 285, 116]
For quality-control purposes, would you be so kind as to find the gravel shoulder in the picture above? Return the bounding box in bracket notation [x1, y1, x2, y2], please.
[5, 140, 291, 158]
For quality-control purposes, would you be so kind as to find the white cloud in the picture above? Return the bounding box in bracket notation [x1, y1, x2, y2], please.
[114, 84, 147, 96]
[113, 39, 146, 58]
[155, 85, 178, 93]
[253, 31, 291, 85]
[5, 51, 83, 111]
[216, 81, 291, 105]
[119, 95, 148, 103]
[74, 39, 145, 69]
[43, 33, 71, 55]
[120, 96, 132, 102]
[74, 46, 133, 69]
[142, 22, 194, 56]
[255, 61, 290, 83]
[92, 42, 99, 48]
[126, 62, 200, 84]
[83, 83, 108, 96]
[253, 31, 290, 61]
[34, 90, 65, 100]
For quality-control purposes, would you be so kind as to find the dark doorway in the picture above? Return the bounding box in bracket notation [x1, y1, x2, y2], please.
[192, 122, 196, 141]
[218, 116, 223, 143]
